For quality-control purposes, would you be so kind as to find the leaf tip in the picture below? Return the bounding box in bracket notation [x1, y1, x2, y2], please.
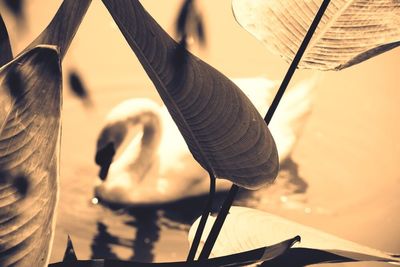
[63, 235, 78, 262]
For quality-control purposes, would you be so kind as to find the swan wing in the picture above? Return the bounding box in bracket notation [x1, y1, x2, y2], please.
[269, 78, 316, 161]
[231, 77, 278, 116]
[232, 77, 316, 162]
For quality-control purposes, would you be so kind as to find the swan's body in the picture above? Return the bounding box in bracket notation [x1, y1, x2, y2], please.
[94, 77, 315, 206]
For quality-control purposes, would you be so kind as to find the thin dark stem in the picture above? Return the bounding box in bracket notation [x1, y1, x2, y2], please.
[186, 171, 216, 261]
[198, 184, 238, 259]
[198, 0, 331, 260]
[264, 0, 330, 123]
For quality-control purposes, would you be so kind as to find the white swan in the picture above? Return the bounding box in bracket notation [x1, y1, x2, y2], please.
[94, 77, 315, 206]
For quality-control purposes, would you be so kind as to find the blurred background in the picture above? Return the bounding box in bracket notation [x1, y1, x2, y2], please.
[1, 0, 399, 266]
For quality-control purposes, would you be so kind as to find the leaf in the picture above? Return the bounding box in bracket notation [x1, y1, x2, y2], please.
[260, 248, 400, 267]
[22, 0, 92, 60]
[102, 0, 279, 190]
[49, 236, 299, 267]
[62, 235, 78, 262]
[189, 206, 400, 265]
[0, 14, 13, 67]
[232, 0, 400, 70]
[0, 46, 62, 267]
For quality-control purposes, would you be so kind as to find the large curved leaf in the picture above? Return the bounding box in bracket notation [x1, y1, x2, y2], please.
[232, 0, 400, 70]
[0, 46, 62, 266]
[22, 0, 92, 60]
[189, 206, 400, 265]
[102, 0, 279, 189]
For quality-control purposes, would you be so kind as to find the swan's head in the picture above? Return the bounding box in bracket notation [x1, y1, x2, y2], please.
[95, 121, 128, 180]
[94, 120, 136, 205]
[93, 99, 163, 206]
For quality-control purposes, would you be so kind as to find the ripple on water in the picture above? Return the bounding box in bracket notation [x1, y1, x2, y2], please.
[52, 158, 312, 263]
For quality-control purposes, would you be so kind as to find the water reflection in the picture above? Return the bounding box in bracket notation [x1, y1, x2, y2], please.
[89, 192, 232, 262]
[91, 222, 119, 259]
[235, 157, 309, 210]
[59, 158, 310, 262]
[90, 209, 160, 262]
[126, 209, 160, 262]
[281, 158, 308, 194]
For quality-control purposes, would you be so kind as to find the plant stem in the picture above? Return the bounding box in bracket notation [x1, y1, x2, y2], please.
[186, 171, 216, 261]
[198, 0, 331, 260]
[198, 184, 238, 259]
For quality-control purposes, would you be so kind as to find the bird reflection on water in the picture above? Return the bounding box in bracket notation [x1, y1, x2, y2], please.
[91, 222, 120, 260]
[126, 209, 160, 262]
[90, 209, 161, 262]
[89, 192, 228, 262]
[76, 156, 308, 262]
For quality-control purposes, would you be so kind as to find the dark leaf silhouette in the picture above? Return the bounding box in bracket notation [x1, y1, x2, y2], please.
[102, 0, 279, 190]
[176, 0, 193, 38]
[68, 70, 92, 105]
[194, 13, 205, 45]
[175, 0, 206, 63]
[68, 71, 87, 98]
[0, 45, 62, 266]
[261, 248, 400, 267]
[0, 14, 12, 67]
[176, 0, 205, 43]
[63, 236, 78, 262]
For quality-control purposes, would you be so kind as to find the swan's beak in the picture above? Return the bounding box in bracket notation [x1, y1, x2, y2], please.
[95, 142, 115, 180]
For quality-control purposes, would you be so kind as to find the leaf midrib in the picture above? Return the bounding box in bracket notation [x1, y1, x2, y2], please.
[108, 0, 215, 176]
[305, 0, 359, 60]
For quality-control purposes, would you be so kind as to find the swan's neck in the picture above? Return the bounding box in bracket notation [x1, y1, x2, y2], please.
[118, 110, 162, 180]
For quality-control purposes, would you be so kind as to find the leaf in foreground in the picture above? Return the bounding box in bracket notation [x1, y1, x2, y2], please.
[0, 46, 62, 267]
[21, 0, 92, 60]
[50, 235, 299, 266]
[189, 206, 400, 265]
[102, 0, 279, 189]
[62, 235, 78, 262]
[232, 0, 400, 70]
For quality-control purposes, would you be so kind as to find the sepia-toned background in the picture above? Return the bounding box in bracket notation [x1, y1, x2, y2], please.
[1, 0, 399, 266]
